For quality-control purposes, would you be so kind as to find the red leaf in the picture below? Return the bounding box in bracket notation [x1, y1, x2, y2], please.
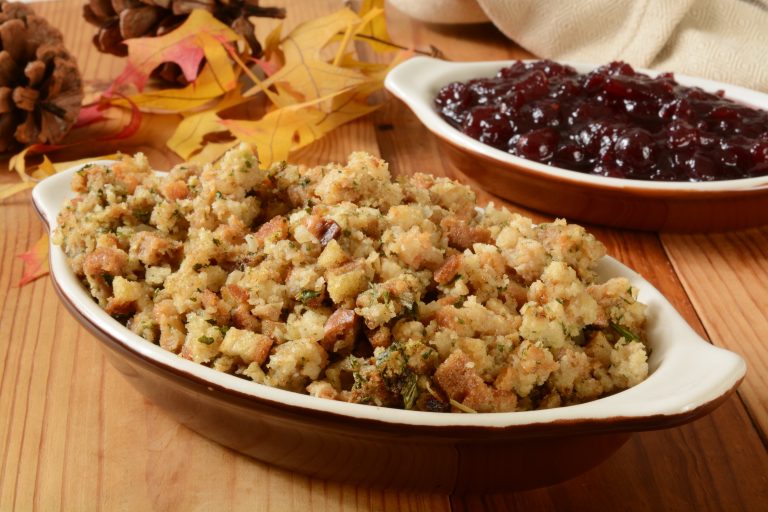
[74, 102, 108, 129]
[98, 95, 141, 141]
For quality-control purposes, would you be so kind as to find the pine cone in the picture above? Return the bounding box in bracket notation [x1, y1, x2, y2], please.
[83, 0, 285, 84]
[0, 2, 84, 153]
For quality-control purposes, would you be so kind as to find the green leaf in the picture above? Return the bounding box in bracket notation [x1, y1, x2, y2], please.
[609, 322, 640, 342]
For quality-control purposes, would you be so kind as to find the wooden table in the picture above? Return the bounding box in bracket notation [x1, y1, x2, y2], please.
[2, 1, 767, 510]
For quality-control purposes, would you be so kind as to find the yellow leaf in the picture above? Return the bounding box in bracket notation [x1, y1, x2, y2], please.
[200, 32, 238, 92]
[262, 59, 371, 102]
[33, 156, 56, 180]
[18, 233, 49, 287]
[0, 181, 35, 201]
[9, 144, 35, 180]
[356, 0, 394, 52]
[189, 140, 239, 165]
[282, 8, 360, 62]
[261, 22, 284, 64]
[253, 8, 368, 101]
[167, 88, 260, 159]
[222, 84, 379, 166]
[222, 109, 306, 166]
[168, 110, 226, 160]
[112, 63, 237, 113]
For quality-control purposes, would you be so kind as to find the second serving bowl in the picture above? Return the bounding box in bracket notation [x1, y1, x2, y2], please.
[385, 57, 768, 232]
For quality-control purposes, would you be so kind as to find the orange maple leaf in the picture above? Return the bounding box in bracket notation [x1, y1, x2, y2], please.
[18, 234, 49, 287]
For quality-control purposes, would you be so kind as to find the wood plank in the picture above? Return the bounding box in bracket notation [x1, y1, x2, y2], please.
[662, 228, 768, 439]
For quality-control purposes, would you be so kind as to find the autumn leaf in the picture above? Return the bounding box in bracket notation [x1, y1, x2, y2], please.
[255, 22, 284, 76]
[222, 83, 378, 166]
[0, 182, 35, 201]
[112, 9, 242, 92]
[18, 234, 50, 286]
[111, 63, 239, 113]
[252, 9, 366, 100]
[167, 88, 254, 159]
[8, 143, 65, 182]
[74, 102, 108, 128]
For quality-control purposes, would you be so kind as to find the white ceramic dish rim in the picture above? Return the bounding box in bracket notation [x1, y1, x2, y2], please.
[33, 162, 746, 429]
[384, 56, 768, 192]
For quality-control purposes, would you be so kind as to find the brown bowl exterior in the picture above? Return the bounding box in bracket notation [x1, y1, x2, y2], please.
[437, 136, 768, 232]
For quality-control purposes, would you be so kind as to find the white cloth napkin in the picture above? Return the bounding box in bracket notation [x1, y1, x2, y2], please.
[389, 0, 768, 92]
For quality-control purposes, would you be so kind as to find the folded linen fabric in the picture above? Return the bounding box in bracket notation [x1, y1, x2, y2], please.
[389, 0, 768, 91]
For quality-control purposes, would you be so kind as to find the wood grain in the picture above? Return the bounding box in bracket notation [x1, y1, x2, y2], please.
[1, 0, 766, 510]
[662, 229, 768, 440]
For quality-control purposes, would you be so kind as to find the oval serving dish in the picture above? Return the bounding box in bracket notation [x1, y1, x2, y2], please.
[385, 56, 768, 232]
[33, 163, 746, 493]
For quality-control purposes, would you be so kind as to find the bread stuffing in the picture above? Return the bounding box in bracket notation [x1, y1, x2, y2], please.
[54, 144, 649, 412]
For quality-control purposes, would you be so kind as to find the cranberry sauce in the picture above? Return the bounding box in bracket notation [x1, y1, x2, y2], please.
[435, 61, 768, 181]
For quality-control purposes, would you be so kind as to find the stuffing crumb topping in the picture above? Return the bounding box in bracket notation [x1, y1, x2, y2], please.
[54, 144, 649, 412]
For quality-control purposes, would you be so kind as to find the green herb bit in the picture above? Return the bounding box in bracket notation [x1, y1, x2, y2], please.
[296, 289, 321, 304]
[401, 372, 419, 410]
[101, 273, 114, 286]
[406, 301, 419, 320]
[198, 335, 215, 345]
[609, 322, 640, 342]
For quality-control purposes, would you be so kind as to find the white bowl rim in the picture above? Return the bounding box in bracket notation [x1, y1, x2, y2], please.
[384, 56, 768, 193]
[32, 162, 747, 430]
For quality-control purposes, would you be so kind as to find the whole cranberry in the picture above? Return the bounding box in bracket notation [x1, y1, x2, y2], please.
[686, 153, 718, 181]
[554, 142, 587, 169]
[514, 128, 559, 162]
[751, 136, 768, 164]
[668, 121, 699, 149]
[614, 128, 656, 169]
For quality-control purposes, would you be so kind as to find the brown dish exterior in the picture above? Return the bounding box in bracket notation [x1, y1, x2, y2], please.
[437, 135, 768, 232]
